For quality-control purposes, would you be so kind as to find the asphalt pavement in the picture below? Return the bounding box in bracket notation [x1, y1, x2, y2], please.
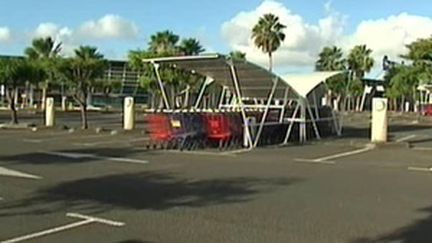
[1, 112, 432, 242]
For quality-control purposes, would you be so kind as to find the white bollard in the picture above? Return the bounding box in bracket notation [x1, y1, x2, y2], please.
[45, 97, 55, 127]
[61, 96, 67, 111]
[371, 98, 388, 143]
[405, 102, 410, 112]
[333, 100, 338, 111]
[123, 97, 135, 130]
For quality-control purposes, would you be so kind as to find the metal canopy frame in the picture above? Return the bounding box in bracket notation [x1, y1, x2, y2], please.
[143, 54, 341, 148]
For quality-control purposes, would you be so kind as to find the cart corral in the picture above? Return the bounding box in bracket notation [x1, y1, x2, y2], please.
[143, 54, 344, 150]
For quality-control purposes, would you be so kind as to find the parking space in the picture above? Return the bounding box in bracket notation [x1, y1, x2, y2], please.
[2, 113, 432, 242]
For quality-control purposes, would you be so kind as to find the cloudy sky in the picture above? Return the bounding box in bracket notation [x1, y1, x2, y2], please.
[1, 0, 431, 73]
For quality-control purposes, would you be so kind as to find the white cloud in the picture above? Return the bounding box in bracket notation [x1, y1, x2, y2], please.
[0, 27, 12, 42]
[28, 15, 140, 56]
[221, 0, 347, 69]
[341, 13, 432, 61]
[222, 0, 432, 71]
[77, 15, 139, 40]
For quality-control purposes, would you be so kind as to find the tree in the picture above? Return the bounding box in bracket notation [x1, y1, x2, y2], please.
[402, 36, 432, 84]
[24, 37, 62, 110]
[347, 45, 375, 79]
[179, 38, 205, 55]
[347, 45, 375, 111]
[148, 30, 180, 55]
[315, 46, 345, 71]
[315, 46, 347, 110]
[229, 51, 246, 61]
[251, 13, 286, 72]
[57, 46, 106, 129]
[0, 59, 44, 124]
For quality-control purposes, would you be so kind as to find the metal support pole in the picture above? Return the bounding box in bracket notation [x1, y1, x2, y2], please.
[306, 100, 321, 139]
[194, 76, 213, 109]
[299, 99, 307, 143]
[184, 85, 190, 108]
[283, 103, 300, 144]
[152, 63, 170, 109]
[227, 60, 253, 149]
[312, 91, 320, 119]
[253, 77, 279, 148]
[218, 86, 227, 109]
[279, 87, 290, 122]
[331, 110, 342, 136]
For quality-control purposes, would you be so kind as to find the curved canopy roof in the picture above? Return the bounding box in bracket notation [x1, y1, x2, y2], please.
[281, 71, 344, 99]
[142, 54, 297, 99]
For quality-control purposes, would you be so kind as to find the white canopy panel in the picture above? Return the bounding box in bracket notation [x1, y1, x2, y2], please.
[281, 71, 343, 99]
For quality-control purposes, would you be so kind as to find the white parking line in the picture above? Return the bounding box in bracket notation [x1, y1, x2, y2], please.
[412, 147, 432, 151]
[396, 134, 417, 143]
[294, 159, 335, 165]
[76, 137, 150, 147]
[1, 213, 124, 243]
[408, 166, 432, 172]
[41, 151, 149, 165]
[295, 144, 375, 163]
[0, 166, 42, 179]
[23, 134, 114, 143]
[164, 149, 237, 157]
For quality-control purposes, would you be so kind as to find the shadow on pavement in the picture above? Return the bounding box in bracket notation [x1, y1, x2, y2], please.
[353, 206, 432, 243]
[0, 171, 301, 217]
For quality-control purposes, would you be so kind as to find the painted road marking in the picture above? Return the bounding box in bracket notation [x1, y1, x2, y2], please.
[295, 144, 375, 163]
[0, 166, 42, 179]
[395, 134, 417, 143]
[23, 134, 114, 143]
[294, 159, 335, 165]
[1, 213, 124, 243]
[412, 147, 432, 151]
[164, 149, 237, 157]
[41, 151, 148, 165]
[408, 166, 432, 172]
[77, 137, 150, 147]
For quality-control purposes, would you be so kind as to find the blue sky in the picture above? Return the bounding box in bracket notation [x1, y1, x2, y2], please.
[1, 0, 432, 72]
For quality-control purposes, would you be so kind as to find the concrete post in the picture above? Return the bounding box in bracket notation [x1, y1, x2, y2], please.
[405, 102, 410, 112]
[371, 98, 388, 143]
[45, 97, 55, 127]
[61, 96, 67, 111]
[123, 97, 135, 130]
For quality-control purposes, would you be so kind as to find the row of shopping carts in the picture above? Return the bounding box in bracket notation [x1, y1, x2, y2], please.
[145, 111, 244, 150]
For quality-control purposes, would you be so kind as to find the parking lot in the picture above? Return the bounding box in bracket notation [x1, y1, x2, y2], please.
[1, 111, 432, 243]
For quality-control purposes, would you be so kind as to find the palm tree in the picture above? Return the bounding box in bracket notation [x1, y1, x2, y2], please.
[25, 37, 62, 110]
[229, 51, 246, 61]
[179, 38, 205, 55]
[315, 46, 346, 71]
[347, 45, 375, 111]
[0, 59, 44, 124]
[251, 13, 286, 72]
[347, 45, 375, 79]
[148, 30, 179, 55]
[315, 46, 347, 110]
[57, 46, 106, 129]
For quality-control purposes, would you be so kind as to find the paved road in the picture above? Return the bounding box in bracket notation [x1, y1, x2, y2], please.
[0, 110, 147, 131]
[1, 113, 432, 242]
